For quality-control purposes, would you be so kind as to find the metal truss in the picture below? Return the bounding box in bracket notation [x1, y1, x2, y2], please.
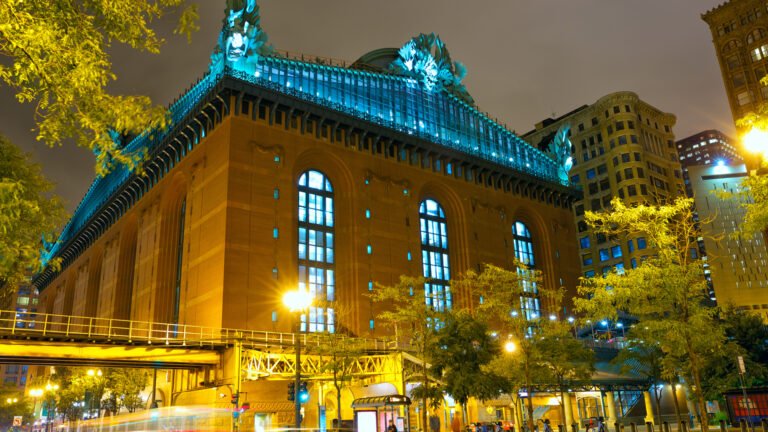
[241, 349, 404, 381]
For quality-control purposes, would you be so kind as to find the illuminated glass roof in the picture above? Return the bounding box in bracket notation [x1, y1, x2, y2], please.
[41, 55, 566, 273]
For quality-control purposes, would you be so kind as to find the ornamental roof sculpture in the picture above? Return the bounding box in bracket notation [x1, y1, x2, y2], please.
[389, 33, 473, 104]
[545, 125, 574, 184]
[210, 0, 275, 75]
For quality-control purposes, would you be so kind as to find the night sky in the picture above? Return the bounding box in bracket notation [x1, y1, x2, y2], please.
[0, 0, 732, 213]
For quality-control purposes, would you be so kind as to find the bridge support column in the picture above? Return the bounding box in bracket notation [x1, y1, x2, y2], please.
[605, 392, 618, 426]
[643, 391, 654, 425]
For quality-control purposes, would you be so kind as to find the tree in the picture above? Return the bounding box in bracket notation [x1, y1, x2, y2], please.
[0, 0, 199, 174]
[370, 275, 444, 431]
[0, 135, 66, 308]
[575, 197, 725, 432]
[455, 263, 566, 432]
[0, 383, 33, 428]
[735, 77, 768, 235]
[700, 308, 768, 401]
[536, 320, 594, 427]
[105, 368, 150, 413]
[317, 331, 366, 429]
[428, 310, 509, 425]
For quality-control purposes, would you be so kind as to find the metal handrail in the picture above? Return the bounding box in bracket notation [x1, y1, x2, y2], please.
[0, 310, 402, 352]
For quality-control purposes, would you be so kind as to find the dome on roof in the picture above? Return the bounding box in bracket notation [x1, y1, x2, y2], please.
[350, 48, 399, 72]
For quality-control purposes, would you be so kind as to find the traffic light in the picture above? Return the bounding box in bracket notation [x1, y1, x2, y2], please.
[231, 394, 239, 405]
[287, 382, 295, 401]
[298, 381, 309, 404]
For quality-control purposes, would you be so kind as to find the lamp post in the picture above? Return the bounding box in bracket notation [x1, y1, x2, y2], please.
[283, 288, 313, 431]
[43, 383, 59, 432]
[86, 369, 103, 418]
[29, 389, 43, 424]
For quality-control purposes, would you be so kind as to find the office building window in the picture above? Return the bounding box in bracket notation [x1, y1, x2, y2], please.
[420, 199, 451, 312]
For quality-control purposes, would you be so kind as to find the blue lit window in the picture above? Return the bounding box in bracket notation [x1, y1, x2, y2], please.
[365, 209, 371, 219]
[582, 254, 593, 266]
[627, 239, 634, 253]
[630, 258, 638, 269]
[580, 236, 591, 249]
[611, 245, 623, 258]
[570, 174, 581, 184]
[599, 249, 610, 261]
[615, 263, 625, 274]
[586, 169, 596, 179]
[513, 221, 540, 320]
[637, 237, 647, 250]
[585, 270, 596, 278]
[298, 170, 335, 333]
[419, 199, 451, 312]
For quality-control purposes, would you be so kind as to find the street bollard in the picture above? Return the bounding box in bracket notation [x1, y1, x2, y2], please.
[719, 419, 727, 432]
[630, 423, 637, 432]
[645, 422, 653, 432]
[740, 419, 748, 432]
[663, 422, 670, 432]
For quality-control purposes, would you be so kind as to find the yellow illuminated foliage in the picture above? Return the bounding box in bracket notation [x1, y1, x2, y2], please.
[0, 0, 199, 175]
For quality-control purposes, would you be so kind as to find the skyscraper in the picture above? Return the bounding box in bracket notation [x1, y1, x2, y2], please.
[523, 91, 685, 278]
[688, 163, 768, 319]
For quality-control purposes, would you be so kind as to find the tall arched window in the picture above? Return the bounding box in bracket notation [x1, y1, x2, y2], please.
[298, 170, 335, 333]
[512, 221, 540, 320]
[419, 199, 451, 311]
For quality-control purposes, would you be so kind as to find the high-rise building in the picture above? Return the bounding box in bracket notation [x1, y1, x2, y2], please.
[702, 1, 768, 128]
[687, 163, 768, 319]
[676, 130, 743, 302]
[523, 91, 685, 278]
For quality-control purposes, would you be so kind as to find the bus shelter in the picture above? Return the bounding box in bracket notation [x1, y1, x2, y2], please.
[352, 395, 412, 432]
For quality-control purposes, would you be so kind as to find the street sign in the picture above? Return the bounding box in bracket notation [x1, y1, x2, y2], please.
[12, 416, 22, 426]
[738, 355, 746, 374]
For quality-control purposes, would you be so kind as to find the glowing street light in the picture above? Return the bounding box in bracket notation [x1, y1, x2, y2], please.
[504, 341, 517, 353]
[283, 287, 314, 430]
[743, 127, 768, 159]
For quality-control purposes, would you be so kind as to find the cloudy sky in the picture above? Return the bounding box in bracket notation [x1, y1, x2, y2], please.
[0, 0, 731, 212]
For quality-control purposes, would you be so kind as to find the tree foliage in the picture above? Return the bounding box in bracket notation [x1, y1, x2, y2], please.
[370, 275, 444, 430]
[454, 263, 590, 431]
[0, 383, 33, 428]
[735, 75, 768, 235]
[428, 310, 509, 424]
[317, 329, 366, 427]
[575, 197, 725, 432]
[0, 134, 65, 308]
[0, 0, 199, 174]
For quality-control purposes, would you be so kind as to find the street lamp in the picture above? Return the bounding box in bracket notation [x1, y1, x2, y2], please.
[744, 127, 768, 159]
[504, 341, 517, 353]
[42, 383, 58, 432]
[283, 288, 313, 430]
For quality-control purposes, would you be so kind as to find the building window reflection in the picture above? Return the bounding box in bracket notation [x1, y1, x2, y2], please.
[298, 170, 335, 333]
[512, 221, 540, 320]
[419, 199, 451, 311]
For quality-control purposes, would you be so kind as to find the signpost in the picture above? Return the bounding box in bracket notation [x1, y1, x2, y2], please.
[738, 356, 754, 432]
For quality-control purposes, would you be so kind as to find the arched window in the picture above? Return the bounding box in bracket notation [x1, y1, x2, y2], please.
[419, 199, 451, 311]
[748, 28, 767, 44]
[298, 170, 335, 333]
[512, 221, 540, 320]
